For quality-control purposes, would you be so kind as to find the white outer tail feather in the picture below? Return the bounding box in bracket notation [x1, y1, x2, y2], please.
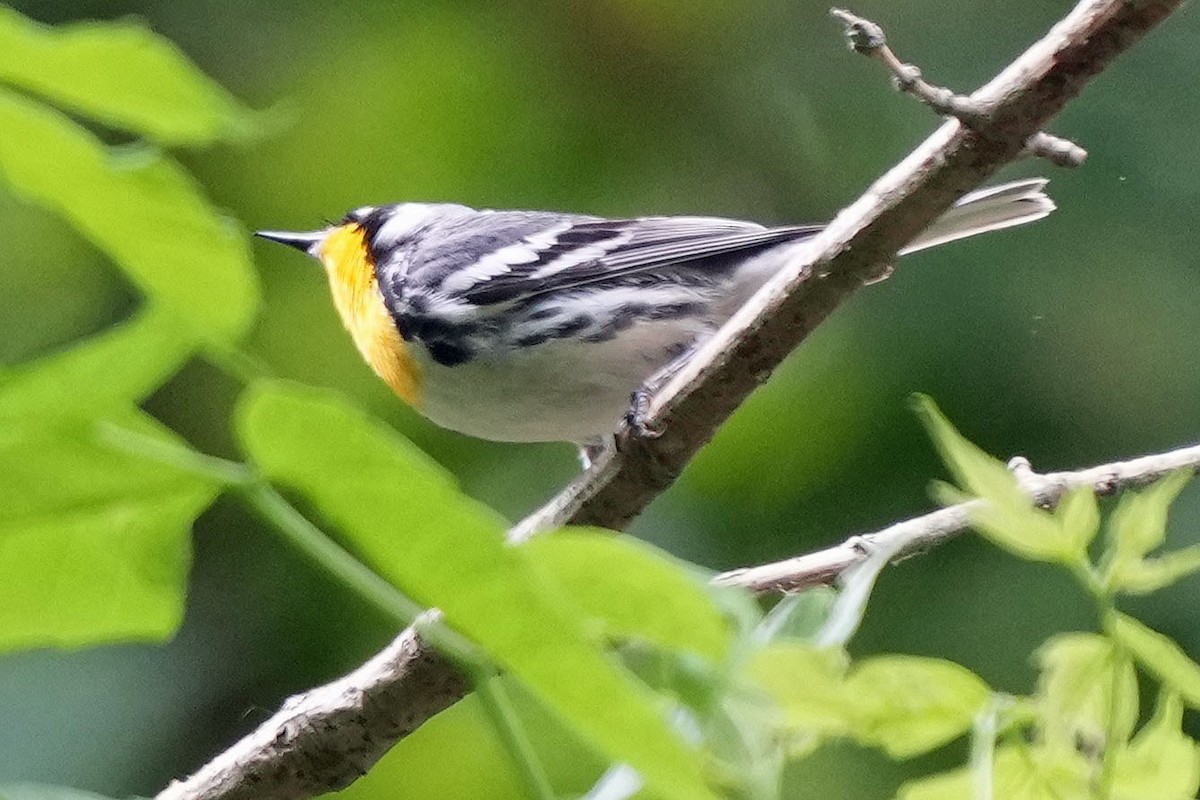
[900, 178, 1055, 255]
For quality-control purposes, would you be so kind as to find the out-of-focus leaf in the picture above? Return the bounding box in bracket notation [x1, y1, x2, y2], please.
[914, 396, 1072, 563]
[236, 381, 714, 800]
[0, 307, 193, 418]
[0, 6, 259, 145]
[1107, 471, 1191, 561]
[744, 643, 851, 742]
[0, 89, 258, 343]
[912, 395, 1026, 509]
[748, 647, 989, 759]
[1111, 546, 1200, 595]
[0, 412, 217, 652]
[0, 785, 120, 800]
[1109, 612, 1200, 707]
[754, 587, 837, 645]
[1103, 472, 1194, 594]
[523, 529, 731, 660]
[846, 656, 991, 759]
[1056, 487, 1101, 555]
[1036, 632, 1138, 747]
[896, 744, 1090, 800]
[1113, 693, 1200, 800]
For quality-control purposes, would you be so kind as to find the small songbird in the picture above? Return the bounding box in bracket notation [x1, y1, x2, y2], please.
[257, 179, 1052, 458]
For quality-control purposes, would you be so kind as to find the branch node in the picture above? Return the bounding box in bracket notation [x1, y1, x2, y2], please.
[833, 8, 1089, 168]
[1025, 131, 1089, 168]
[830, 8, 887, 54]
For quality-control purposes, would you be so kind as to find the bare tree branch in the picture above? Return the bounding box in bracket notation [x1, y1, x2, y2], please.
[157, 612, 467, 800]
[156, 2, 1186, 798]
[714, 443, 1200, 594]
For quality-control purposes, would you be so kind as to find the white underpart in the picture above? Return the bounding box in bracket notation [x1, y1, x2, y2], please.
[372, 203, 440, 247]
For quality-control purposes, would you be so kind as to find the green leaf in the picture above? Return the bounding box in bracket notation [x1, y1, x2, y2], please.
[523, 529, 731, 660]
[1111, 546, 1200, 595]
[912, 395, 1026, 508]
[0, 6, 259, 145]
[1109, 612, 1200, 707]
[0, 412, 217, 652]
[897, 744, 1091, 800]
[1113, 693, 1200, 800]
[846, 656, 991, 759]
[0, 307, 193, 418]
[236, 381, 714, 800]
[1107, 471, 1191, 561]
[1103, 472, 1194, 594]
[1035, 632, 1138, 746]
[755, 587, 837, 644]
[913, 396, 1072, 563]
[0, 89, 258, 343]
[744, 643, 852, 742]
[0, 785, 119, 800]
[1056, 487, 1101, 555]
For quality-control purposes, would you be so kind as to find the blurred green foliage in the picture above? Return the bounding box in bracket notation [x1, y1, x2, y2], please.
[1, 1, 1200, 799]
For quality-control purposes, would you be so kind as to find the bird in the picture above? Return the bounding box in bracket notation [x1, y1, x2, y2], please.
[257, 179, 1053, 462]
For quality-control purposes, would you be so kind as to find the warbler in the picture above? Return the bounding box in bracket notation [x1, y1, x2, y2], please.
[257, 179, 1052, 454]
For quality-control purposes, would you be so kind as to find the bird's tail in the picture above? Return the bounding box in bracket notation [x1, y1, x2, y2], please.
[900, 178, 1055, 256]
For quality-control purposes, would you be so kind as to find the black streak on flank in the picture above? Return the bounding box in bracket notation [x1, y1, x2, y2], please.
[424, 340, 474, 367]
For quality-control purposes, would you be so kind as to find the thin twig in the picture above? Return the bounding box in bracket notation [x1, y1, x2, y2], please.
[714, 443, 1200, 594]
[829, 8, 1088, 168]
[155, 3, 1185, 798]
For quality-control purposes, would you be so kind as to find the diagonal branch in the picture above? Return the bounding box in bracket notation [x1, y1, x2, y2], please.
[156, 2, 1187, 798]
[514, 0, 1181, 537]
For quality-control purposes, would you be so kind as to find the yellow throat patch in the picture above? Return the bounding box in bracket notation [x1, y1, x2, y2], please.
[318, 224, 422, 407]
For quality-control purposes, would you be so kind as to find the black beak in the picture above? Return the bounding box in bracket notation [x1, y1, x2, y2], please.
[255, 229, 326, 254]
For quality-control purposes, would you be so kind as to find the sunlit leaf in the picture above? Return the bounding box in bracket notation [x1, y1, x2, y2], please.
[1035, 633, 1138, 747]
[914, 396, 1072, 563]
[0, 412, 217, 652]
[1111, 546, 1200, 595]
[237, 381, 714, 800]
[1056, 487, 1101, 555]
[744, 643, 851, 741]
[523, 529, 731, 660]
[0, 307, 193, 418]
[897, 744, 1090, 800]
[0, 89, 258, 343]
[912, 395, 1026, 507]
[1113, 693, 1200, 800]
[0, 6, 259, 145]
[846, 656, 991, 758]
[1107, 472, 1191, 560]
[1103, 472, 1194, 594]
[1109, 612, 1200, 707]
[754, 587, 837, 645]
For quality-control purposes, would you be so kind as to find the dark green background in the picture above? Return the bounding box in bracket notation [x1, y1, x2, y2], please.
[1, 1, 1198, 797]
